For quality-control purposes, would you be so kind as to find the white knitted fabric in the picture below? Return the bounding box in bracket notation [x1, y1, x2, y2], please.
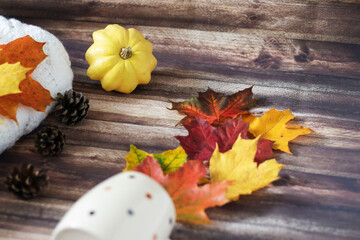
[0, 16, 73, 154]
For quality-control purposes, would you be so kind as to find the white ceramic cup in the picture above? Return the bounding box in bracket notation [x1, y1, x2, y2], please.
[51, 171, 176, 240]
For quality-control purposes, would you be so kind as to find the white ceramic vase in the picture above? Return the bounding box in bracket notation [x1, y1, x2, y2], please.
[51, 171, 175, 240]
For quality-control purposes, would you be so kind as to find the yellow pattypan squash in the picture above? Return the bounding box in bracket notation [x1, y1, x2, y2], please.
[85, 24, 157, 94]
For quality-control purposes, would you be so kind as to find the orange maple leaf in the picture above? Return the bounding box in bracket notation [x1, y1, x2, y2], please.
[134, 156, 230, 224]
[0, 35, 53, 123]
[0, 35, 47, 73]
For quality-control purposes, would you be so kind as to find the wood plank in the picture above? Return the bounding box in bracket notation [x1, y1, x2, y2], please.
[16, 18, 360, 80]
[0, 0, 359, 40]
[0, 1, 359, 239]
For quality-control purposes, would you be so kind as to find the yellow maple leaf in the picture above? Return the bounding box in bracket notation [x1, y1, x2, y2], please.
[0, 62, 31, 97]
[124, 145, 187, 174]
[210, 135, 284, 201]
[0, 62, 31, 125]
[243, 108, 312, 154]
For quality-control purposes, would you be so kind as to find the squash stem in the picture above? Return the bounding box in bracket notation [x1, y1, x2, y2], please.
[120, 46, 132, 60]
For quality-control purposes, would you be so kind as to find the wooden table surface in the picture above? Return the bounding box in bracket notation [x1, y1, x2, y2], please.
[0, 1, 360, 239]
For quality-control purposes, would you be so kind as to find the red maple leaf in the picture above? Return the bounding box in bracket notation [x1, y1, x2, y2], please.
[175, 118, 274, 164]
[170, 87, 254, 126]
[134, 156, 230, 224]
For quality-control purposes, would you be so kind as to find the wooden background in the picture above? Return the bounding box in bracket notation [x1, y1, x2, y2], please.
[0, 0, 360, 239]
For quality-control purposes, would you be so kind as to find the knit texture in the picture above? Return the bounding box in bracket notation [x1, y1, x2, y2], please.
[0, 16, 73, 154]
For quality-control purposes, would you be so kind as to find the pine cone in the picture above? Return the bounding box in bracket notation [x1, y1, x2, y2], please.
[54, 90, 90, 126]
[35, 125, 65, 156]
[4, 163, 49, 200]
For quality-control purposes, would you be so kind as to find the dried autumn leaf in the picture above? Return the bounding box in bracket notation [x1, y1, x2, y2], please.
[0, 35, 47, 73]
[135, 156, 230, 224]
[0, 36, 53, 123]
[124, 145, 187, 174]
[210, 136, 284, 201]
[243, 108, 313, 154]
[0, 62, 30, 97]
[175, 117, 274, 164]
[170, 87, 254, 126]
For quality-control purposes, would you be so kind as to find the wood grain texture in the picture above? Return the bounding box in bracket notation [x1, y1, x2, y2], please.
[1, 0, 360, 41]
[0, 0, 360, 239]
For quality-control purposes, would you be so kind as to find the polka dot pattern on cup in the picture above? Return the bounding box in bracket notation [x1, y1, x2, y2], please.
[128, 209, 134, 216]
[146, 193, 152, 199]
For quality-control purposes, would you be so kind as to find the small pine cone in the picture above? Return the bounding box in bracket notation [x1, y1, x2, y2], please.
[4, 163, 49, 200]
[35, 125, 65, 156]
[54, 90, 90, 126]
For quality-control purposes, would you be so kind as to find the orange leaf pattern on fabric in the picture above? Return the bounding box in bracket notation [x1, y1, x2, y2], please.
[0, 99, 18, 123]
[0, 35, 47, 73]
[2, 76, 52, 112]
[134, 156, 230, 224]
[0, 36, 53, 123]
